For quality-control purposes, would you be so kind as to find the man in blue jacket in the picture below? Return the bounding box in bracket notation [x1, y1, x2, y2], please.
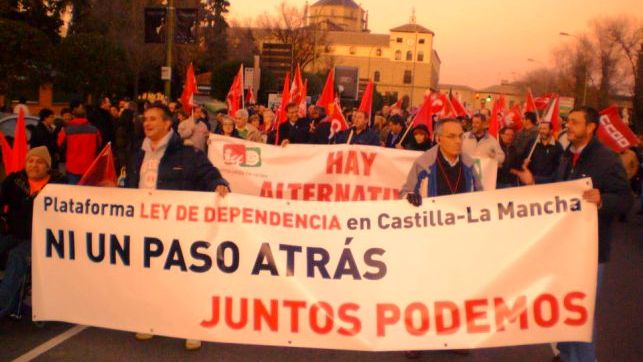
[513, 106, 631, 362]
[125, 103, 229, 350]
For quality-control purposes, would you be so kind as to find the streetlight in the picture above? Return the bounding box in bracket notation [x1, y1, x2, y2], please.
[560, 31, 588, 105]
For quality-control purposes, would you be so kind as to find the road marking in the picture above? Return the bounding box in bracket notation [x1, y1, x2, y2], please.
[12, 324, 88, 362]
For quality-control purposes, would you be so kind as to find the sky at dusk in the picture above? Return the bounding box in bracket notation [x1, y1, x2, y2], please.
[228, 0, 642, 89]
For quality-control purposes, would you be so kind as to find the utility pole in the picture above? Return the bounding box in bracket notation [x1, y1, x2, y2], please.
[164, 0, 175, 99]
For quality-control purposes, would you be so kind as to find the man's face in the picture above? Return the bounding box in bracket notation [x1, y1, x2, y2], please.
[390, 122, 402, 134]
[101, 97, 111, 111]
[62, 112, 73, 124]
[353, 112, 368, 129]
[566, 111, 595, 146]
[471, 116, 484, 134]
[234, 114, 247, 128]
[538, 123, 552, 141]
[110, 106, 120, 119]
[287, 107, 298, 122]
[143, 108, 171, 142]
[310, 107, 320, 119]
[437, 122, 464, 157]
[168, 102, 177, 113]
[500, 129, 515, 145]
[44, 114, 55, 126]
[382, 105, 391, 115]
[26, 156, 49, 180]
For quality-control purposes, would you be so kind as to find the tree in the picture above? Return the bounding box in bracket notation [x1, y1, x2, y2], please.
[55, 33, 129, 101]
[256, 1, 328, 71]
[200, 0, 231, 72]
[0, 0, 68, 43]
[0, 19, 53, 101]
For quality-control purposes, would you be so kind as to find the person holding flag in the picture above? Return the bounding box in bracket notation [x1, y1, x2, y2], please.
[333, 110, 379, 146]
[462, 113, 505, 165]
[269, 102, 310, 146]
[514, 111, 539, 160]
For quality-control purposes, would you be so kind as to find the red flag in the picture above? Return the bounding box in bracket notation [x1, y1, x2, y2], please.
[541, 95, 560, 134]
[316, 69, 335, 116]
[226, 65, 244, 116]
[412, 94, 438, 134]
[534, 93, 553, 110]
[297, 79, 308, 118]
[488, 96, 506, 138]
[290, 64, 305, 105]
[504, 104, 523, 131]
[245, 87, 256, 105]
[180, 63, 198, 113]
[0, 132, 14, 173]
[11, 108, 27, 172]
[450, 93, 470, 118]
[78, 143, 118, 187]
[597, 106, 640, 153]
[391, 98, 403, 113]
[525, 88, 537, 113]
[326, 98, 349, 135]
[358, 80, 374, 123]
[439, 93, 457, 118]
[274, 72, 291, 145]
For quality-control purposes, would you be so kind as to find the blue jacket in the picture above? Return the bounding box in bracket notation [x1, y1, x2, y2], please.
[125, 132, 229, 192]
[401, 145, 482, 197]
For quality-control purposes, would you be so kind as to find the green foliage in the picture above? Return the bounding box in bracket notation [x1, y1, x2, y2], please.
[55, 33, 129, 99]
[0, 19, 53, 94]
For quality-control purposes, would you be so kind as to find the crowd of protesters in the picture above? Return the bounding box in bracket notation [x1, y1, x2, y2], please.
[0, 94, 642, 361]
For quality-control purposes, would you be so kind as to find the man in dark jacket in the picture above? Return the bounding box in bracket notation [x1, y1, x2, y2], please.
[514, 111, 539, 160]
[90, 96, 116, 146]
[125, 104, 228, 351]
[30, 108, 61, 169]
[384, 115, 406, 148]
[496, 126, 519, 188]
[528, 121, 563, 184]
[333, 110, 380, 146]
[0, 147, 66, 317]
[513, 106, 631, 362]
[269, 103, 310, 146]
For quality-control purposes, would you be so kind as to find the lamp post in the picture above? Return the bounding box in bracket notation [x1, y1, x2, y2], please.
[164, 0, 175, 99]
[560, 32, 588, 105]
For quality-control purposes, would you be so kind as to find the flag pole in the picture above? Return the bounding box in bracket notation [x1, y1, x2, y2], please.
[396, 120, 414, 148]
[346, 129, 354, 144]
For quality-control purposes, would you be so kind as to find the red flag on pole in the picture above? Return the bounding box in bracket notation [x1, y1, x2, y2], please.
[274, 73, 291, 145]
[297, 79, 308, 117]
[525, 88, 538, 113]
[316, 69, 335, 116]
[0, 132, 14, 173]
[11, 108, 27, 172]
[541, 95, 560, 134]
[449, 93, 470, 118]
[290, 64, 305, 105]
[179, 63, 197, 113]
[412, 94, 438, 134]
[78, 143, 118, 187]
[488, 95, 506, 138]
[597, 106, 640, 153]
[504, 104, 523, 131]
[439, 93, 457, 118]
[325, 98, 349, 136]
[226, 65, 244, 116]
[245, 87, 256, 105]
[358, 80, 374, 123]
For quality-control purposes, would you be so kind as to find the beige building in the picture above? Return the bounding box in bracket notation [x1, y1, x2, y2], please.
[304, 0, 441, 107]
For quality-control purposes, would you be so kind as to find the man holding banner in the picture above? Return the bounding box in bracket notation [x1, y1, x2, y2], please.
[334, 111, 380, 146]
[402, 118, 481, 204]
[124, 103, 230, 351]
[513, 106, 631, 362]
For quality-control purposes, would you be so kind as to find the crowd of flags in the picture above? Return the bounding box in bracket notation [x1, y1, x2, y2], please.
[0, 64, 639, 187]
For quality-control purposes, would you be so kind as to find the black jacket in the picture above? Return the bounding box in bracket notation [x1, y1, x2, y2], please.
[333, 127, 380, 146]
[530, 141, 563, 184]
[554, 138, 631, 263]
[125, 133, 228, 192]
[30, 122, 61, 167]
[0, 170, 67, 239]
[268, 119, 310, 145]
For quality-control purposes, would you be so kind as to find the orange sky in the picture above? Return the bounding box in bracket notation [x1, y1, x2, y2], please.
[229, 0, 642, 89]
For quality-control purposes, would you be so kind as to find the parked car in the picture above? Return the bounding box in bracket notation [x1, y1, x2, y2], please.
[0, 112, 39, 144]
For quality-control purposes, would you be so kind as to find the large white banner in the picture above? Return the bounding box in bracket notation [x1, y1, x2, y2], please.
[207, 134, 497, 200]
[33, 180, 596, 351]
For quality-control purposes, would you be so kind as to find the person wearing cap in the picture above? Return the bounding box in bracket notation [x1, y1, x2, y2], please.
[0, 147, 67, 318]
